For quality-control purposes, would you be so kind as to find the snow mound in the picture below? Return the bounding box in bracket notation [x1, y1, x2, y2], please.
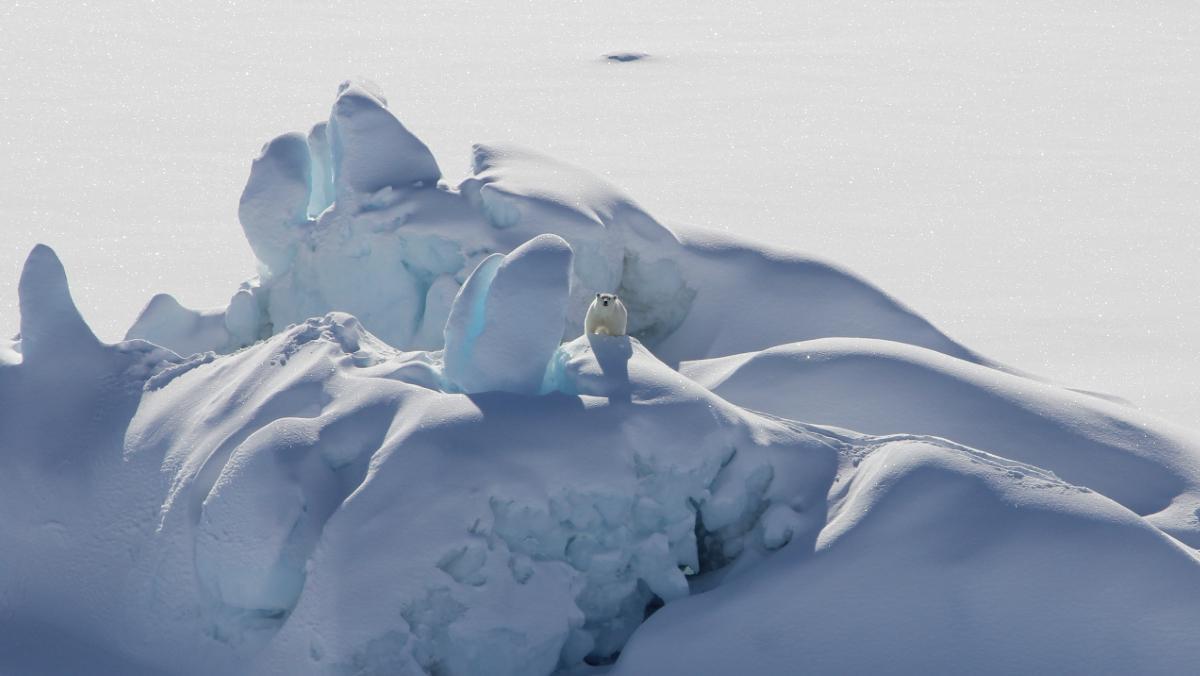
[682, 337, 1200, 545]
[125, 283, 267, 357]
[613, 438, 1200, 675]
[444, 234, 574, 394]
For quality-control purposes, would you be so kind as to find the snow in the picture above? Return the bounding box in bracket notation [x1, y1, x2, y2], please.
[16, 244, 104, 364]
[125, 293, 238, 358]
[3, 41, 1200, 676]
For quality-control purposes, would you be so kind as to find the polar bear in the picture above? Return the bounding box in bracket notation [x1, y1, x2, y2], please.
[585, 293, 628, 336]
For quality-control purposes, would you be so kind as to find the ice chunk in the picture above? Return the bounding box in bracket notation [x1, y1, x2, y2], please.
[125, 285, 266, 357]
[125, 293, 231, 357]
[328, 81, 441, 199]
[17, 244, 103, 364]
[238, 132, 312, 276]
[443, 234, 574, 394]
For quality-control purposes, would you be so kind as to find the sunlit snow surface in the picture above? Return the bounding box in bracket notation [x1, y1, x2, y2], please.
[3, 82, 1200, 674]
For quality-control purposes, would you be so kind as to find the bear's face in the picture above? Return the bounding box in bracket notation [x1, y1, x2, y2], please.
[586, 292, 628, 336]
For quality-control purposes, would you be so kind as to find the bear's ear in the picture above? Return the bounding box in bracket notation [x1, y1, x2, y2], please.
[596, 293, 602, 298]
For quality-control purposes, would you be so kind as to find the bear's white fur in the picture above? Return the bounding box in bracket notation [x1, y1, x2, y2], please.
[585, 293, 628, 337]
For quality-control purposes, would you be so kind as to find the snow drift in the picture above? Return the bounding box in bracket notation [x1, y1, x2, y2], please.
[6, 83, 1200, 675]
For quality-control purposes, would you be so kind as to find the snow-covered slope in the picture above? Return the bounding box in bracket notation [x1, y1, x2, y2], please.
[5, 82, 1200, 675]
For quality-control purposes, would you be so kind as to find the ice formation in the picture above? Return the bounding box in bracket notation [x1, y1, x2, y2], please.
[443, 234, 574, 394]
[128, 82, 981, 369]
[7, 83, 1200, 675]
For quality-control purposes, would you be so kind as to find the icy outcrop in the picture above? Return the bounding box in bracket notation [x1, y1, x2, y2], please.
[17, 244, 104, 365]
[328, 81, 441, 199]
[443, 234, 574, 394]
[238, 132, 312, 275]
[124, 285, 266, 357]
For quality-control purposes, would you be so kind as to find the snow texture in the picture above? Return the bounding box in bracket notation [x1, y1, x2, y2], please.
[4, 83, 1200, 676]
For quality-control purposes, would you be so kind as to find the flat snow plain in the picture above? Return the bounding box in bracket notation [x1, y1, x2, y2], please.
[2, 0, 1198, 425]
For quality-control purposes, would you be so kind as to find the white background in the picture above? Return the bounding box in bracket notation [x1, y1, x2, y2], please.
[2, 1, 1196, 425]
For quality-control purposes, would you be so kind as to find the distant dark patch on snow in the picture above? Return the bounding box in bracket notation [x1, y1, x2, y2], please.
[603, 52, 650, 63]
